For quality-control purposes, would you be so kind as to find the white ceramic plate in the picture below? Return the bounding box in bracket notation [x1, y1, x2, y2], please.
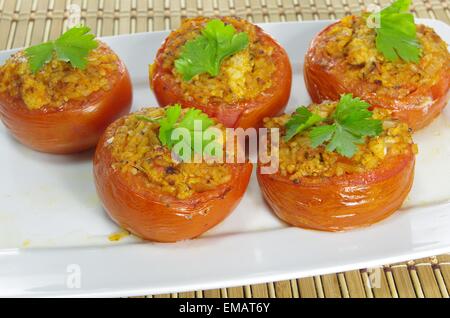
[0, 19, 449, 298]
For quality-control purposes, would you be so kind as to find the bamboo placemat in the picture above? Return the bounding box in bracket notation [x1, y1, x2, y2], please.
[1, 0, 449, 298]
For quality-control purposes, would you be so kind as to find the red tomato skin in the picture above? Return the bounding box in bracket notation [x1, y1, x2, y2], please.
[304, 22, 450, 131]
[93, 119, 253, 243]
[0, 61, 133, 154]
[150, 17, 292, 129]
[257, 150, 415, 231]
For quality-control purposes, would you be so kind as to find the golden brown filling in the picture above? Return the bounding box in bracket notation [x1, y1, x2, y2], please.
[263, 102, 416, 181]
[318, 15, 449, 99]
[158, 17, 276, 104]
[109, 108, 232, 199]
[0, 42, 119, 110]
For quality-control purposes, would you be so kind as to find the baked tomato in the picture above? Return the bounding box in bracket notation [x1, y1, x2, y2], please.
[304, 16, 449, 131]
[0, 43, 132, 154]
[257, 100, 416, 231]
[150, 17, 292, 129]
[94, 107, 252, 242]
[258, 152, 415, 231]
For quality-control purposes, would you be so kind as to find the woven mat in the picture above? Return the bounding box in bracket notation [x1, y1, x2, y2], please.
[1, 0, 449, 298]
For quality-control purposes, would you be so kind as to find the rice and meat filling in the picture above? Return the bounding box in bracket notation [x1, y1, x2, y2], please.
[317, 15, 449, 99]
[0, 43, 119, 110]
[158, 17, 276, 105]
[109, 108, 232, 200]
[263, 102, 417, 182]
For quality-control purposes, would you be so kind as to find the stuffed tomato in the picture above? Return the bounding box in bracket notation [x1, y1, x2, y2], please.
[94, 106, 252, 242]
[0, 27, 132, 154]
[150, 17, 292, 129]
[304, 4, 449, 131]
[257, 95, 417, 231]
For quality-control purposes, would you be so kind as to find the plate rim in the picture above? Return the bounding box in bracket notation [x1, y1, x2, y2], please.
[0, 18, 449, 298]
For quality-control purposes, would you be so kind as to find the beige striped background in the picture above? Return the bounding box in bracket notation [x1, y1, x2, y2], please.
[0, 0, 449, 298]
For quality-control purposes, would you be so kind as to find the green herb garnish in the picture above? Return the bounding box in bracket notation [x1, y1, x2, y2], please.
[375, 0, 421, 62]
[174, 19, 249, 81]
[285, 106, 324, 141]
[137, 105, 217, 159]
[310, 94, 383, 157]
[285, 94, 382, 158]
[25, 26, 98, 73]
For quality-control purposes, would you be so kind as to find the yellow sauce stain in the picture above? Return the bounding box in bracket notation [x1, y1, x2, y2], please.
[108, 229, 130, 242]
[22, 240, 31, 248]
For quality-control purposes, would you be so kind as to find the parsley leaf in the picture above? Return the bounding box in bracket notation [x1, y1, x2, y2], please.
[323, 124, 365, 158]
[174, 37, 216, 81]
[285, 106, 324, 141]
[137, 105, 216, 159]
[53, 26, 98, 69]
[333, 94, 383, 138]
[309, 125, 335, 148]
[309, 94, 382, 158]
[179, 108, 215, 132]
[177, 107, 215, 151]
[25, 26, 98, 73]
[375, 0, 421, 62]
[158, 104, 183, 148]
[174, 19, 249, 81]
[25, 42, 54, 73]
